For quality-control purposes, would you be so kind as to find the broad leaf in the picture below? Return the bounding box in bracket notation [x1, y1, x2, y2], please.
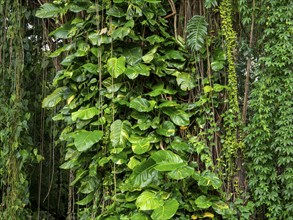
[152, 150, 185, 171]
[72, 130, 103, 152]
[107, 56, 126, 78]
[42, 86, 68, 108]
[125, 63, 150, 79]
[151, 199, 179, 220]
[142, 46, 159, 63]
[163, 108, 190, 126]
[127, 159, 158, 189]
[131, 213, 149, 220]
[124, 47, 142, 65]
[112, 27, 131, 40]
[195, 171, 222, 189]
[129, 137, 152, 154]
[195, 195, 213, 209]
[136, 191, 163, 211]
[72, 107, 100, 121]
[129, 97, 155, 112]
[156, 121, 176, 137]
[173, 71, 196, 91]
[83, 63, 98, 74]
[36, 3, 60, 18]
[76, 193, 94, 205]
[50, 24, 76, 39]
[168, 165, 194, 180]
[110, 120, 131, 148]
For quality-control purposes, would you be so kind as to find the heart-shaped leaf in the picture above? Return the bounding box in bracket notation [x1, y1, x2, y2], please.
[110, 120, 131, 148]
[151, 199, 179, 220]
[107, 56, 126, 78]
[136, 191, 163, 210]
[72, 130, 103, 152]
[72, 107, 100, 121]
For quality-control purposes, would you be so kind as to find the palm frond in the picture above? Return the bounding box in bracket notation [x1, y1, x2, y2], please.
[186, 15, 208, 52]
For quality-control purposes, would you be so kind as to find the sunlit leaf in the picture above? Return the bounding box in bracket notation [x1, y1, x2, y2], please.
[168, 165, 194, 180]
[42, 87, 68, 108]
[151, 199, 179, 220]
[136, 191, 163, 210]
[110, 120, 131, 148]
[36, 3, 60, 18]
[107, 56, 126, 78]
[163, 108, 190, 126]
[130, 97, 156, 112]
[195, 195, 213, 209]
[72, 130, 103, 152]
[72, 107, 100, 121]
[156, 121, 176, 137]
[152, 150, 185, 171]
[142, 46, 159, 63]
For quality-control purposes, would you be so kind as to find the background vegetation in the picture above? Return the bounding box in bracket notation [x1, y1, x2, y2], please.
[0, 0, 292, 219]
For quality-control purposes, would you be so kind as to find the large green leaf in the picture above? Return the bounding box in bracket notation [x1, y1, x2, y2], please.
[167, 165, 194, 180]
[163, 108, 190, 126]
[131, 213, 149, 220]
[129, 136, 152, 154]
[112, 27, 131, 40]
[156, 121, 176, 137]
[72, 130, 103, 152]
[151, 199, 179, 220]
[194, 171, 222, 189]
[124, 47, 142, 66]
[195, 195, 213, 209]
[110, 120, 131, 148]
[125, 63, 150, 79]
[142, 46, 159, 63]
[136, 191, 163, 211]
[42, 86, 68, 108]
[76, 193, 94, 205]
[50, 24, 76, 39]
[173, 71, 196, 91]
[107, 56, 126, 78]
[129, 97, 156, 112]
[127, 159, 158, 189]
[36, 3, 60, 18]
[151, 150, 185, 171]
[71, 107, 100, 121]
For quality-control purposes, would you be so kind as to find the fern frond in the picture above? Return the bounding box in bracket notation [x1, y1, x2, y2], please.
[186, 15, 208, 52]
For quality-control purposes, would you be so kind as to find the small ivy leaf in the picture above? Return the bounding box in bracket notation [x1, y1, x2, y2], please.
[142, 46, 159, 63]
[195, 195, 213, 209]
[36, 3, 60, 18]
[156, 121, 176, 137]
[129, 97, 156, 112]
[107, 56, 126, 78]
[42, 86, 68, 108]
[72, 130, 103, 152]
[71, 107, 100, 121]
[136, 191, 164, 211]
[110, 120, 131, 148]
[151, 199, 179, 220]
[204, 85, 213, 93]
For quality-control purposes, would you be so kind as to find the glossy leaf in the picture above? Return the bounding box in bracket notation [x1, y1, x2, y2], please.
[195, 195, 213, 209]
[142, 46, 158, 63]
[110, 120, 131, 148]
[76, 193, 94, 205]
[71, 107, 100, 121]
[124, 47, 142, 65]
[127, 159, 158, 189]
[168, 165, 194, 180]
[173, 71, 196, 91]
[130, 137, 152, 154]
[42, 87, 68, 108]
[156, 121, 176, 137]
[151, 199, 179, 220]
[163, 108, 190, 126]
[152, 150, 185, 171]
[129, 97, 155, 112]
[107, 56, 126, 78]
[36, 3, 60, 18]
[72, 130, 103, 152]
[131, 213, 149, 220]
[136, 191, 163, 211]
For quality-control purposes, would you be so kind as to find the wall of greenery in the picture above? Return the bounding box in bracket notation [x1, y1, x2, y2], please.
[0, 0, 292, 219]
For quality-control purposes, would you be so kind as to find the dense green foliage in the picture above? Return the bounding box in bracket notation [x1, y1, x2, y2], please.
[0, 0, 292, 219]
